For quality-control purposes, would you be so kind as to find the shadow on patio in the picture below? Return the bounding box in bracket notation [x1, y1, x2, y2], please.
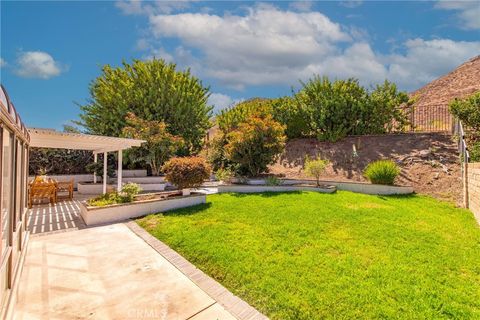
[27, 193, 92, 235]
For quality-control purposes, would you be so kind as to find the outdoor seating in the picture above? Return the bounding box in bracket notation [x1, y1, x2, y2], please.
[28, 178, 57, 208]
[55, 178, 74, 201]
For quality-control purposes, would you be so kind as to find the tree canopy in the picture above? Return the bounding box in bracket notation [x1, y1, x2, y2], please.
[77, 59, 212, 153]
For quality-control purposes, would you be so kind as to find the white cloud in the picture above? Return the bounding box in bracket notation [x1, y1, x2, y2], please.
[208, 93, 243, 114]
[435, 1, 480, 30]
[15, 51, 63, 79]
[0, 58, 6, 68]
[140, 5, 479, 92]
[148, 6, 350, 88]
[385, 38, 480, 89]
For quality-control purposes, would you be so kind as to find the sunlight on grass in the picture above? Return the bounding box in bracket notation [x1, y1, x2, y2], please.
[137, 191, 480, 320]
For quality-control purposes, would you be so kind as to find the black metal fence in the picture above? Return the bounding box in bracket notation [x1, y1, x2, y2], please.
[404, 105, 454, 133]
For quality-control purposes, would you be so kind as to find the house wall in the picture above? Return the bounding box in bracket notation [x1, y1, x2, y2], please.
[467, 162, 480, 224]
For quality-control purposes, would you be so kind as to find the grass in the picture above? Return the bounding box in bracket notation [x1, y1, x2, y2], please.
[137, 191, 480, 319]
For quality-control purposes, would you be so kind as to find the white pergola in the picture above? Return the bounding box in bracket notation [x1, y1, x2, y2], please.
[28, 128, 145, 194]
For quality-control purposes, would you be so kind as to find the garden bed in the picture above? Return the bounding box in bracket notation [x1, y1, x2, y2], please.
[218, 183, 336, 193]
[80, 191, 206, 226]
[230, 178, 413, 195]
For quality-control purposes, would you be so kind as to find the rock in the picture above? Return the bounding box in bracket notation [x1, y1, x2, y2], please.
[433, 172, 440, 179]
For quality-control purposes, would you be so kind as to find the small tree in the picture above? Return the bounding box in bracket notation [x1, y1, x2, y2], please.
[450, 92, 480, 135]
[304, 156, 329, 186]
[162, 157, 211, 190]
[122, 112, 184, 176]
[225, 115, 286, 177]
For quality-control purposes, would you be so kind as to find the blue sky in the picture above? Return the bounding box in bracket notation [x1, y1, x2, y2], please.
[1, 1, 479, 130]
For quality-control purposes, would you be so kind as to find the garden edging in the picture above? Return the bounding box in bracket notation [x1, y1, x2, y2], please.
[218, 184, 336, 194]
[229, 178, 414, 195]
[125, 221, 269, 320]
[80, 193, 206, 226]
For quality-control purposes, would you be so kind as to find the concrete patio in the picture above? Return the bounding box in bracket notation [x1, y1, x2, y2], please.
[15, 223, 237, 320]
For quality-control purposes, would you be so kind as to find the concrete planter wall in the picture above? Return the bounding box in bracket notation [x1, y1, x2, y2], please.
[114, 169, 148, 177]
[78, 182, 115, 194]
[230, 178, 413, 195]
[80, 193, 206, 226]
[218, 184, 336, 194]
[119, 176, 166, 184]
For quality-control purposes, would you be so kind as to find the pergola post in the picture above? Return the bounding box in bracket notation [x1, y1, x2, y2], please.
[117, 149, 123, 191]
[93, 153, 97, 184]
[103, 151, 107, 194]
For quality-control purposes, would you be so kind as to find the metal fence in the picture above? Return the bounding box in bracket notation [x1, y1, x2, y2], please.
[405, 105, 454, 133]
[454, 119, 470, 207]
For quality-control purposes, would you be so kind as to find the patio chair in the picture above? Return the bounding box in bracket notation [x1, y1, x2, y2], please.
[28, 178, 57, 208]
[54, 178, 74, 201]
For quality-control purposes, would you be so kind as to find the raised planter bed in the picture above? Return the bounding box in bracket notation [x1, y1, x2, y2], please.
[80, 192, 206, 226]
[217, 184, 336, 194]
[229, 178, 414, 195]
[78, 182, 115, 194]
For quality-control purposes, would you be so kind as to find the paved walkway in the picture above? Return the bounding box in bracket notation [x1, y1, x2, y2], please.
[15, 223, 237, 320]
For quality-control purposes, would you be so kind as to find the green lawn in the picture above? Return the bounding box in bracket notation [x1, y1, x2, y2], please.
[137, 191, 480, 320]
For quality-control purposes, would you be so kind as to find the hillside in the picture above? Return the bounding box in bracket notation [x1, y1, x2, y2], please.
[409, 55, 480, 131]
[269, 133, 462, 204]
[411, 55, 480, 108]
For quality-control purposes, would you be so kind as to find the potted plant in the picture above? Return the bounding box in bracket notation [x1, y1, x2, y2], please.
[37, 167, 48, 181]
[162, 156, 211, 196]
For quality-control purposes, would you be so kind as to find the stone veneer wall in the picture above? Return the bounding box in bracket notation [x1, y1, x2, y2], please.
[467, 162, 480, 224]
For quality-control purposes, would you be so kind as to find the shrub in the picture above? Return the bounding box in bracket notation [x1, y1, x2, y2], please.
[215, 167, 235, 183]
[469, 141, 480, 162]
[85, 161, 115, 178]
[216, 98, 272, 134]
[122, 112, 185, 175]
[162, 157, 211, 189]
[120, 183, 142, 202]
[364, 160, 400, 185]
[225, 115, 286, 177]
[304, 156, 329, 186]
[206, 135, 235, 172]
[449, 92, 480, 134]
[265, 176, 281, 186]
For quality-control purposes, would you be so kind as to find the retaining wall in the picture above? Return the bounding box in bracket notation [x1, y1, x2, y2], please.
[467, 162, 480, 224]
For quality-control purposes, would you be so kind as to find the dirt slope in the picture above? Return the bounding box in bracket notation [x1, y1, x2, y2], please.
[411, 55, 480, 108]
[269, 133, 462, 204]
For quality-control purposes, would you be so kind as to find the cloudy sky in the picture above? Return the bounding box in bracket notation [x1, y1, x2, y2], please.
[1, 1, 479, 129]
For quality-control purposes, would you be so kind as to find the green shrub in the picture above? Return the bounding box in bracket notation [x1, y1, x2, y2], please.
[87, 183, 142, 206]
[469, 141, 480, 162]
[304, 156, 329, 186]
[216, 98, 272, 134]
[449, 92, 480, 134]
[85, 161, 115, 178]
[225, 115, 286, 177]
[162, 157, 211, 189]
[215, 167, 235, 183]
[265, 176, 282, 186]
[120, 183, 142, 202]
[364, 160, 400, 185]
[87, 192, 126, 207]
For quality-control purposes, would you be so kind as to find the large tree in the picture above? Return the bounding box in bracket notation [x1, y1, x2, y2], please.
[77, 59, 212, 153]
